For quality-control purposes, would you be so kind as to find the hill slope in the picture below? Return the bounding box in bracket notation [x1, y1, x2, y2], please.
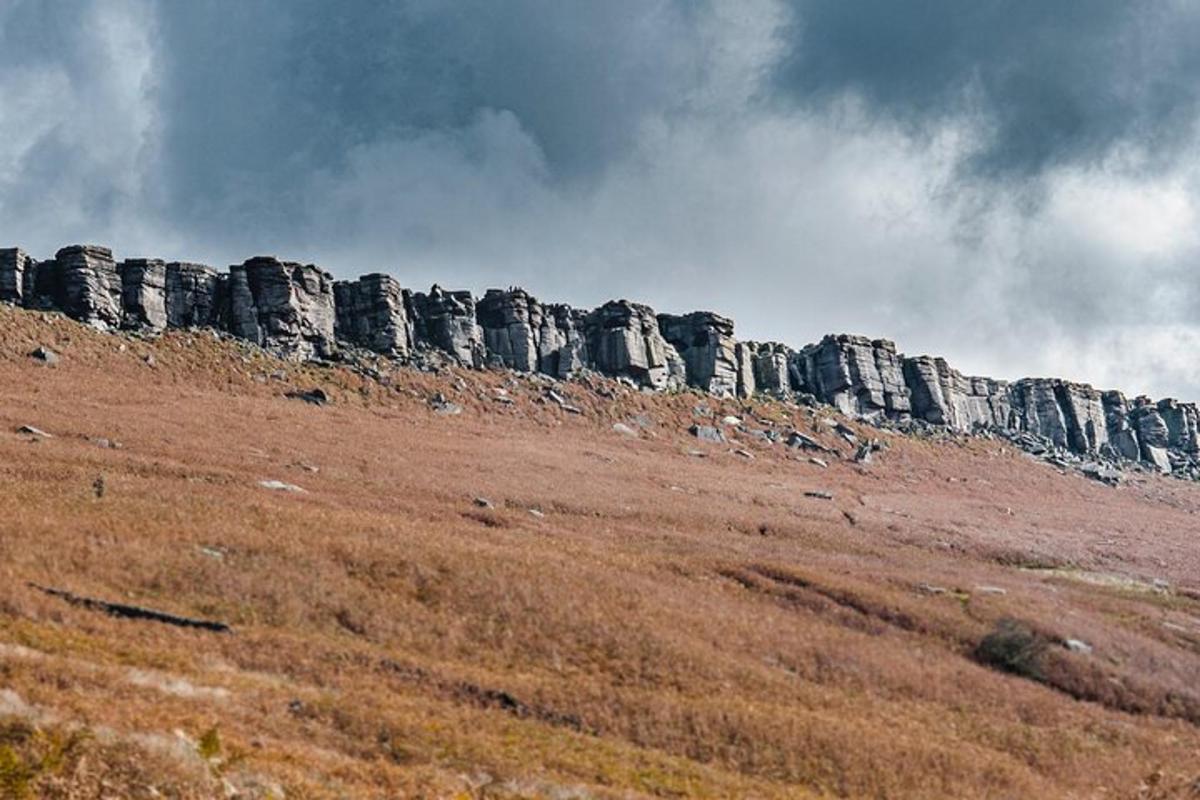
[0, 304, 1198, 799]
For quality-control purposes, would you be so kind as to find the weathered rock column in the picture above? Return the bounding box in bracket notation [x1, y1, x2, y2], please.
[657, 311, 740, 396]
[585, 300, 685, 390]
[228, 257, 336, 360]
[334, 274, 412, 356]
[537, 304, 589, 378]
[119, 259, 168, 331]
[165, 262, 223, 328]
[0, 248, 34, 304]
[410, 285, 485, 367]
[53, 245, 123, 329]
[477, 288, 541, 371]
[795, 335, 910, 419]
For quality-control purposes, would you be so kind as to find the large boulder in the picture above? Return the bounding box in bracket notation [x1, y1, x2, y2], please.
[165, 262, 224, 328]
[119, 259, 168, 331]
[0, 248, 33, 304]
[477, 288, 541, 371]
[537, 303, 589, 378]
[796, 335, 910, 419]
[334, 274, 412, 356]
[657, 311, 739, 396]
[585, 300, 685, 390]
[53, 245, 123, 329]
[228, 257, 336, 360]
[410, 285, 485, 367]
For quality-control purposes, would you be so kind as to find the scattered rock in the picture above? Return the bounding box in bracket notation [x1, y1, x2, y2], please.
[286, 387, 330, 406]
[733, 448, 755, 459]
[721, 415, 742, 426]
[611, 423, 638, 437]
[28, 346, 59, 365]
[259, 480, 307, 493]
[429, 393, 463, 416]
[473, 497, 495, 509]
[528, 509, 545, 518]
[804, 490, 833, 500]
[918, 583, 947, 595]
[975, 586, 1007, 596]
[92, 475, 105, 498]
[808, 457, 828, 468]
[689, 424, 726, 444]
[1064, 638, 1093, 654]
[16, 425, 51, 438]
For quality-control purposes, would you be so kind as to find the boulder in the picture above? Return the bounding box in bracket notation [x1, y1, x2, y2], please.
[796, 335, 910, 419]
[585, 300, 685, 390]
[165, 262, 223, 328]
[657, 311, 739, 396]
[537, 303, 589, 378]
[410, 285, 485, 367]
[228, 257, 336, 360]
[334, 274, 412, 356]
[119, 259, 168, 331]
[0, 248, 33, 304]
[477, 288, 540, 371]
[53, 245, 123, 329]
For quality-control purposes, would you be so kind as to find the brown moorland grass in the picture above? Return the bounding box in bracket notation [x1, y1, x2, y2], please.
[0, 303, 1198, 797]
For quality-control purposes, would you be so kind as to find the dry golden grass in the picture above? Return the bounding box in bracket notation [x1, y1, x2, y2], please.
[0, 303, 1199, 798]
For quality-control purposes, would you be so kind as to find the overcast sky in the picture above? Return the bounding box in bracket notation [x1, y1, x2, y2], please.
[3, 1, 1200, 399]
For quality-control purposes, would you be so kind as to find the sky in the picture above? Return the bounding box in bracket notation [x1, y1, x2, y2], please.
[2, 1, 1200, 399]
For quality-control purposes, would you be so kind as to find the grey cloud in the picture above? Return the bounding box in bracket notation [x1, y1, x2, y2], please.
[775, 0, 1200, 180]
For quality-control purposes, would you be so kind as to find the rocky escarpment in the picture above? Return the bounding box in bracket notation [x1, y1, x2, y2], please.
[8, 240, 1200, 482]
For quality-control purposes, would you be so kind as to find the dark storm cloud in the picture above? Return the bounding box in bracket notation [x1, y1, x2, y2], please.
[775, 0, 1200, 179]
[152, 0, 708, 241]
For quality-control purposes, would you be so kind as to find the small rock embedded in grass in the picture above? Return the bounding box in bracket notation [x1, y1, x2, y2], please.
[93, 475, 105, 498]
[29, 346, 59, 366]
[16, 425, 51, 438]
[612, 422, 638, 437]
[808, 457, 828, 468]
[286, 387, 329, 406]
[689, 424, 725, 444]
[721, 415, 742, 426]
[804, 490, 833, 500]
[259, 479, 308, 493]
[1064, 638, 1093, 654]
[976, 586, 1007, 596]
[429, 393, 462, 415]
[733, 449, 754, 459]
[473, 497, 494, 509]
[528, 508, 545, 518]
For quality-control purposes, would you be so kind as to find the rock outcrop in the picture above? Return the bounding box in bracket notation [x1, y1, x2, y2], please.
[537, 304, 589, 379]
[53, 245, 123, 329]
[794, 335, 910, 419]
[119, 259, 168, 331]
[334, 274, 412, 356]
[585, 300, 684, 390]
[477, 288, 541, 372]
[10, 238, 1200, 483]
[165, 263, 224, 328]
[657, 311, 740, 396]
[0, 248, 33, 305]
[410, 285, 484, 367]
[228, 257, 336, 360]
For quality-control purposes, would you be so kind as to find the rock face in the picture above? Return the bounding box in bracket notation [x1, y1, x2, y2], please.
[0, 248, 33, 304]
[410, 285, 485, 366]
[735, 342, 756, 399]
[119, 259, 168, 331]
[795, 335, 910, 419]
[228, 257, 336, 360]
[165, 263, 223, 328]
[477, 288, 541, 372]
[53, 245, 123, 329]
[585, 300, 685, 390]
[744, 342, 794, 396]
[657, 311, 740, 396]
[903, 356, 1010, 430]
[537, 304, 589, 378]
[334, 274, 412, 356]
[1009, 379, 1107, 454]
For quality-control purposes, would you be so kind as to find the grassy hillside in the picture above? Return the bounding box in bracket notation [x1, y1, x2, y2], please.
[0, 304, 1198, 798]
